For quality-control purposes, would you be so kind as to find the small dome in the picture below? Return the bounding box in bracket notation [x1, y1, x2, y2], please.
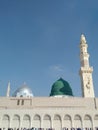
[50, 78, 73, 97]
[12, 84, 33, 97]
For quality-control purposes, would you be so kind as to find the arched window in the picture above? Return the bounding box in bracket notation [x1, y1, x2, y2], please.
[74, 115, 82, 129]
[22, 115, 30, 128]
[1, 115, 10, 129]
[84, 115, 92, 128]
[12, 115, 20, 128]
[43, 115, 51, 129]
[63, 115, 72, 129]
[53, 115, 61, 130]
[33, 114, 41, 128]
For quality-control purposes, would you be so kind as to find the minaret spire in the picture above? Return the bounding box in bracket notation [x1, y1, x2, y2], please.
[6, 82, 10, 97]
[80, 34, 87, 44]
[79, 34, 95, 97]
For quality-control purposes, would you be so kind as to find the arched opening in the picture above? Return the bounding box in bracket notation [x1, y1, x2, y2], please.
[63, 115, 72, 129]
[1, 115, 10, 129]
[84, 115, 92, 129]
[43, 114, 51, 129]
[22, 115, 30, 128]
[94, 115, 98, 128]
[74, 115, 82, 129]
[53, 115, 62, 130]
[33, 114, 41, 128]
[12, 115, 20, 128]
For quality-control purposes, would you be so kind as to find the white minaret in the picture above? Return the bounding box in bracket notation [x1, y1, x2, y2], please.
[6, 82, 10, 97]
[79, 34, 95, 97]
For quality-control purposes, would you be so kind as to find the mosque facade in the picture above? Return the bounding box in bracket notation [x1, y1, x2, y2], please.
[0, 35, 98, 130]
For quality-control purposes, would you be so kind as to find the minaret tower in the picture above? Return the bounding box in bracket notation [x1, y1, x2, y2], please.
[6, 82, 10, 97]
[79, 34, 95, 97]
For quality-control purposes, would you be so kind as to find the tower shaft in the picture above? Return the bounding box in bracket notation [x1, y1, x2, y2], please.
[6, 82, 10, 97]
[79, 35, 95, 97]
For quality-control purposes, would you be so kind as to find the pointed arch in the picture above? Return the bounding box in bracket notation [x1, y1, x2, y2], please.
[34, 114, 40, 120]
[64, 114, 71, 120]
[1, 114, 10, 128]
[43, 114, 51, 129]
[54, 114, 61, 120]
[53, 114, 62, 130]
[63, 115, 72, 129]
[44, 114, 51, 120]
[84, 115, 92, 128]
[74, 115, 82, 129]
[33, 114, 41, 128]
[12, 114, 20, 128]
[22, 114, 30, 128]
[94, 114, 98, 128]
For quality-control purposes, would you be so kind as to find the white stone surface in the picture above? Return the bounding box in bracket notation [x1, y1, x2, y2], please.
[0, 97, 97, 129]
[79, 34, 95, 97]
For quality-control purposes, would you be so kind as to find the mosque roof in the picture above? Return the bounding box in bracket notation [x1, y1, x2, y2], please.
[50, 78, 73, 97]
[12, 84, 33, 97]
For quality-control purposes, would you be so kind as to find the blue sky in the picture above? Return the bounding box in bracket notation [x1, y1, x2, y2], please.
[0, 0, 98, 97]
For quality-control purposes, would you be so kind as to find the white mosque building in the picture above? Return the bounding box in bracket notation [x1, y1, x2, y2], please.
[0, 35, 98, 130]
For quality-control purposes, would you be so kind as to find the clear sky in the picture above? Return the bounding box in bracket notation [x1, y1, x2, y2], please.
[0, 0, 98, 97]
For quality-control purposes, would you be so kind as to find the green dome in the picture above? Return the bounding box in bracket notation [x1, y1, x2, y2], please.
[50, 78, 73, 96]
